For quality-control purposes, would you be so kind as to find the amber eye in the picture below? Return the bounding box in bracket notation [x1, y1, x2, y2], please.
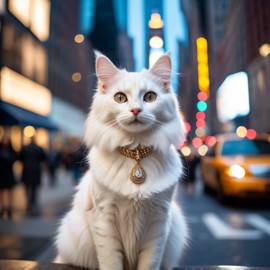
[144, 91, 157, 103]
[114, 92, 127, 103]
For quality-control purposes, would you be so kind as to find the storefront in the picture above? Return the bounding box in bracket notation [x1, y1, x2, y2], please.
[0, 67, 57, 151]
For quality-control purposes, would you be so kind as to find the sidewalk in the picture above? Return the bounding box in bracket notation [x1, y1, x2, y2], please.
[0, 168, 76, 262]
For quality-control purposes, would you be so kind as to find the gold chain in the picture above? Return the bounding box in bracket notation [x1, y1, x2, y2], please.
[119, 146, 153, 184]
[119, 147, 153, 160]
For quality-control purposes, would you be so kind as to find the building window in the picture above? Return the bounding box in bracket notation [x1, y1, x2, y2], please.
[8, 0, 50, 41]
[3, 23, 47, 85]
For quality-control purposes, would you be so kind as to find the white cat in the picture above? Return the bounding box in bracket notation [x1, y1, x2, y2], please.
[55, 52, 188, 270]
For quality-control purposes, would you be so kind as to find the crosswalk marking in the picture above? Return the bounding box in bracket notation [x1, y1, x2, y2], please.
[245, 214, 270, 236]
[202, 213, 263, 240]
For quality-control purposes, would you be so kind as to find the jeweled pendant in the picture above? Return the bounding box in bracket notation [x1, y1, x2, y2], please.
[130, 162, 146, 185]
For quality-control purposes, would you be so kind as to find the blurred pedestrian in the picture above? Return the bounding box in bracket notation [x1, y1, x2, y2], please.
[61, 146, 73, 172]
[18, 136, 47, 212]
[47, 140, 61, 187]
[0, 135, 17, 219]
[186, 146, 200, 196]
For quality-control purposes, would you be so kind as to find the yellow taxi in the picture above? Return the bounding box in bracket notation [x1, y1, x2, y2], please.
[200, 133, 270, 202]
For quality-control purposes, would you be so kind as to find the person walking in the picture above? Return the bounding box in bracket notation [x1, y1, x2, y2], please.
[0, 135, 17, 219]
[47, 140, 61, 187]
[18, 136, 46, 212]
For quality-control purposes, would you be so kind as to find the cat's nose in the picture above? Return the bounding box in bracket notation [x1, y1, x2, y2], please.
[131, 108, 141, 116]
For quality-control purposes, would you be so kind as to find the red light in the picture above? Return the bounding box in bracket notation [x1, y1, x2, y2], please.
[197, 92, 208, 101]
[196, 112, 205, 120]
[196, 119, 205, 128]
[206, 136, 217, 147]
[246, 129, 256, 140]
[180, 140, 188, 148]
[184, 122, 191, 133]
[192, 137, 202, 148]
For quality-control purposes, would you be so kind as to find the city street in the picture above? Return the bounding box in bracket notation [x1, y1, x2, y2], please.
[178, 172, 270, 267]
[0, 167, 270, 267]
[0, 169, 76, 262]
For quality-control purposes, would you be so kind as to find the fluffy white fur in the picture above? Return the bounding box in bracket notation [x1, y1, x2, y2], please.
[55, 52, 188, 270]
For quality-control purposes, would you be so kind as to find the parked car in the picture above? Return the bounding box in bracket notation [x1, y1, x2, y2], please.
[200, 133, 270, 202]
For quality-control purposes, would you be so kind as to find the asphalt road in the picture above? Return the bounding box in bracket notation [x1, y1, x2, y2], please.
[178, 176, 270, 267]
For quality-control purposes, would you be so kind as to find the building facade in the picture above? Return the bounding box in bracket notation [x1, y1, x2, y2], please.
[0, 0, 55, 150]
[180, 0, 270, 136]
[48, 0, 94, 138]
[0, 0, 97, 149]
[208, 0, 270, 133]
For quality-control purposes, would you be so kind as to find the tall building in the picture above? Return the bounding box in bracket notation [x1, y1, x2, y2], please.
[181, 0, 270, 137]
[82, 0, 134, 70]
[179, 0, 203, 136]
[245, 0, 270, 133]
[0, 0, 95, 149]
[0, 0, 55, 150]
[48, 0, 94, 138]
[208, 0, 270, 133]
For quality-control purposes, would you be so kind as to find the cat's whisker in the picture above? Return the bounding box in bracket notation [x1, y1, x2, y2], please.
[101, 119, 120, 131]
[152, 123, 170, 140]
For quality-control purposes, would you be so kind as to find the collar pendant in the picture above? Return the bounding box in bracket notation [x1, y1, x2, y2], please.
[119, 146, 153, 185]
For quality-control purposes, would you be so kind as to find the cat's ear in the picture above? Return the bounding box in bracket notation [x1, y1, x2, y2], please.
[149, 53, 171, 88]
[95, 51, 119, 92]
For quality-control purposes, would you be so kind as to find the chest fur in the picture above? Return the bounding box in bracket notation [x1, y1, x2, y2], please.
[91, 188, 173, 267]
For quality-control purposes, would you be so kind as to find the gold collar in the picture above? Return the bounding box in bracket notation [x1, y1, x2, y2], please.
[119, 146, 153, 185]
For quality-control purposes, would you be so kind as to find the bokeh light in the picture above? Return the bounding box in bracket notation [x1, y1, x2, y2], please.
[181, 146, 191, 157]
[148, 13, 163, 29]
[198, 145, 208, 156]
[196, 119, 205, 128]
[196, 112, 205, 120]
[74, 34, 84, 43]
[192, 137, 202, 148]
[205, 136, 217, 147]
[236, 126, 247, 138]
[149, 36, 164, 48]
[195, 127, 205, 137]
[23, 125, 35, 137]
[72, 72, 82, 82]
[197, 101, 208, 112]
[184, 122, 191, 133]
[196, 37, 208, 51]
[197, 92, 208, 101]
[246, 129, 256, 140]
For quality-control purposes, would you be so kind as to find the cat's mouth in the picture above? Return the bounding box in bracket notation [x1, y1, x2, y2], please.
[121, 116, 152, 132]
[129, 119, 143, 125]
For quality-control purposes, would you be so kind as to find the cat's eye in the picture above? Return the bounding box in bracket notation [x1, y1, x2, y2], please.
[114, 92, 127, 103]
[143, 91, 157, 103]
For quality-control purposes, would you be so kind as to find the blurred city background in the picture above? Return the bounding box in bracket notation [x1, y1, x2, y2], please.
[0, 0, 270, 267]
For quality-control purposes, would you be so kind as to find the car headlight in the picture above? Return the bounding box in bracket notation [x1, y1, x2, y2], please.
[227, 164, 246, 179]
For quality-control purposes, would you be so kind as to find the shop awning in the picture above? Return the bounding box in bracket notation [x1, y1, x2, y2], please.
[0, 101, 58, 131]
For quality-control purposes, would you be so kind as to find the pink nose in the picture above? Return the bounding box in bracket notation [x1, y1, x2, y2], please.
[131, 108, 141, 116]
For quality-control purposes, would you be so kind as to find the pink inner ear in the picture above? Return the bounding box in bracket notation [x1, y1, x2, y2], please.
[96, 56, 119, 90]
[149, 55, 172, 83]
